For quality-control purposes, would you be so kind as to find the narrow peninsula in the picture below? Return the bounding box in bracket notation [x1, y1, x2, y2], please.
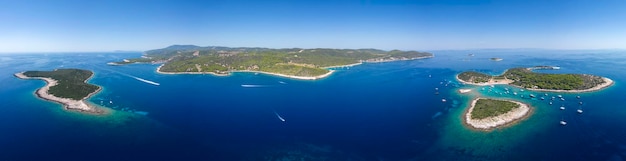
[456, 67, 614, 92]
[15, 69, 104, 114]
[465, 98, 531, 130]
[110, 45, 434, 80]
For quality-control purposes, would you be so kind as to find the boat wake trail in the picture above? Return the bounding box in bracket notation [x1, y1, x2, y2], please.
[94, 66, 160, 86]
[131, 76, 160, 86]
[241, 84, 267, 88]
[273, 109, 286, 122]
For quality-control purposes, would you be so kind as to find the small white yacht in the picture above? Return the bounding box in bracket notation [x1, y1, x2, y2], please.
[560, 120, 567, 125]
[560, 106, 565, 110]
[577, 109, 583, 114]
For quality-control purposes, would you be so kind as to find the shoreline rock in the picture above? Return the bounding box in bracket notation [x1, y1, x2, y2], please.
[464, 98, 531, 130]
[15, 72, 105, 114]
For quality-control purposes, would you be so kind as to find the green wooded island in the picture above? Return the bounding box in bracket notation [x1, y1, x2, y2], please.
[457, 67, 614, 92]
[471, 98, 520, 120]
[23, 69, 98, 100]
[15, 69, 103, 114]
[110, 45, 434, 79]
[465, 98, 531, 130]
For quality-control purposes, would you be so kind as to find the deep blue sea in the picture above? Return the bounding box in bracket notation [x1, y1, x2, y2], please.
[1, 50, 626, 161]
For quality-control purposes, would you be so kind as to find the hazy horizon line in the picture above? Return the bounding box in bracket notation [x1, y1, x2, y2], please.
[1, 46, 625, 54]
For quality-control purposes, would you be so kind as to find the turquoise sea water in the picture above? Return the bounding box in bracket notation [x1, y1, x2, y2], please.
[1, 50, 625, 160]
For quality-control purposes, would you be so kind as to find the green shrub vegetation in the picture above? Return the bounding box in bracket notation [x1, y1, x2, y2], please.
[115, 45, 433, 77]
[23, 69, 99, 100]
[458, 71, 492, 83]
[458, 68, 606, 90]
[503, 68, 603, 90]
[471, 99, 519, 119]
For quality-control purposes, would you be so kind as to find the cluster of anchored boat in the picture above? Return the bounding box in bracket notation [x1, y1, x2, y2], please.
[481, 86, 586, 126]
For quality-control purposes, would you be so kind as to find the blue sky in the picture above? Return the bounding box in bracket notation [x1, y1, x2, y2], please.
[1, 0, 625, 52]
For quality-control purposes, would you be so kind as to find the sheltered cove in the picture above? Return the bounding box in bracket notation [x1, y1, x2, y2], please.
[115, 45, 434, 81]
[456, 67, 613, 130]
[456, 68, 614, 93]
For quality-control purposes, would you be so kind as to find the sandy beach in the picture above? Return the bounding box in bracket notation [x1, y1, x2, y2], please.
[364, 55, 435, 63]
[14, 72, 104, 114]
[235, 70, 335, 80]
[465, 98, 531, 130]
[156, 64, 230, 76]
[322, 62, 363, 69]
[157, 64, 335, 80]
[458, 89, 472, 94]
[455, 75, 513, 86]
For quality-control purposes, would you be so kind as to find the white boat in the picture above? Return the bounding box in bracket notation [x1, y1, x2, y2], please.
[560, 106, 565, 110]
[540, 97, 545, 100]
[560, 120, 567, 125]
[557, 95, 563, 98]
[442, 99, 447, 102]
[549, 102, 553, 105]
[577, 109, 583, 114]
[579, 102, 583, 105]
[576, 96, 581, 99]
[529, 94, 536, 98]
